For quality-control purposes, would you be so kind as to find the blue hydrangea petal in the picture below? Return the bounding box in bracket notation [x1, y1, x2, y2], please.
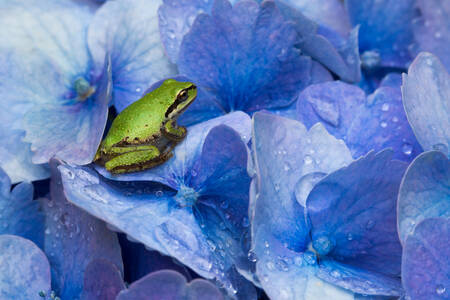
[276, 2, 361, 83]
[117, 270, 224, 300]
[42, 161, 123, 299]
[296, 81, 366, 140]
[159, 0, 214, 64]
[411, 0, 450, 72]
[401, 52, 450, 156]
[346, 86, 422, 161]
[0, 235, 51, 300]
[22, 58, 112, 165]
[254, 233, 354, 300]
[0, 168, 44, 248]
[306, 150, 406, 293]
[345, 0, 415, 68]
[141, 75, 225, 126]
[81, 259, 125, 300]
[96, 112, 251, 186]
[60, 165, 220, 283]
[276, 0, 351, 35]
[178, 0, 309, 112]
[0, 128, 49, 183]
[316, 260, 403, 296]
[88, 0, 176, 112]
[402, 217, 450, 300]
[251, 112, 353, 252]
[397, 151, 450, 244]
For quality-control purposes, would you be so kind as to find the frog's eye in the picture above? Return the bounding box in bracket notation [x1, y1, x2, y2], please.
[177, 90, 188, 102]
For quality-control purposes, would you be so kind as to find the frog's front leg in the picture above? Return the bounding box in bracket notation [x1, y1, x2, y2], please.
[162, 119, 187, 142]
[104, 145, 168, 174]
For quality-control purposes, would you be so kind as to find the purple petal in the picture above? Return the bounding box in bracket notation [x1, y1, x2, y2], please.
[96, 112, 251, 187]
[88, 0, 176, 112]
[41, 161, 123, 299]
[306, 150, 406, 295]
[0, 168, 44, 248]
[81, 259, 126, 300]
[346, 0, 415, 68]
[401, 52, 450, 156]
[397, 151, 450, 244]
[0, 235, 51, 299]
[402, 217, 450, 300]
[411, 0, 450, 72]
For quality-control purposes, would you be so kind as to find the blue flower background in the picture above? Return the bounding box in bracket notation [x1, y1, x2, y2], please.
[0, 0, 449, 299]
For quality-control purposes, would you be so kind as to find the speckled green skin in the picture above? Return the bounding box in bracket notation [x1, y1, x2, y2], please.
[94, 79, 197, 173]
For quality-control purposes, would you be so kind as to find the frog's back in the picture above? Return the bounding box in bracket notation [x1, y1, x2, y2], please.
[103, 90, 167, 147]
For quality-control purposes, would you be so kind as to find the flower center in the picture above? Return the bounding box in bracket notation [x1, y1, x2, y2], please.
[74, 77, 96, 101]
[361, 50, 381, 69]
[175, 185, 198, 207]
[311, 233, 335, 256]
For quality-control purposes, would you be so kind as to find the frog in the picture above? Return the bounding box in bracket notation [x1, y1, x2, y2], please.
[94, 79, 197, 174]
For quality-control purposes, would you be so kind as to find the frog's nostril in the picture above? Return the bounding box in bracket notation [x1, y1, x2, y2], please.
[74, 77, 96, 101]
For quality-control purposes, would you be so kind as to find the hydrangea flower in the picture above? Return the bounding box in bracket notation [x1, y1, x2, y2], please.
[0, 0, 174, 182]
[250, 112, 407, 298]
[59, 113, 257, 298]
[153, 0, 328, 125]
[296, 79, 422, 161]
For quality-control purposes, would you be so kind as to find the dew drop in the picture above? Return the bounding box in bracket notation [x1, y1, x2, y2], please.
[435, 31, 442, 39]
[248, 251, 258, 262]
[436, 284, 446, 295]
[347, 233, 353, 241]
[155, 190, 163, 197]
[402, 143, 413, 155]
[266, 261, 275, 270]
[432, 143, 448, 154]
[392, 116, 399, 123]
[264, 240, 270, 248]
[380, 121, 388, 128]
[242, 217, 249, 227]
[135, 87, 142, 93]
[381, 103, 390, 111]
[303, 155, 313, 165]
[220, 201, 229, 209]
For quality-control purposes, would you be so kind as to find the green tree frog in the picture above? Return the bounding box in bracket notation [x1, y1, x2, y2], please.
[94, 79, 197, 174]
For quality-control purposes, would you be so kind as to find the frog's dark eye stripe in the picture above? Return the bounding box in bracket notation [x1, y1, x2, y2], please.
[166, 85, 197, 118]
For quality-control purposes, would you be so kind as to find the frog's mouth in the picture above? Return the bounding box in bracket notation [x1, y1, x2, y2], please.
[165, 84, 197, 119]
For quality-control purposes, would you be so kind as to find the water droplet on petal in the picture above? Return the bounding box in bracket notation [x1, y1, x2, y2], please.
[248, 251, 258, 262]
[436, 284, 446, 295]
[402, 143, 413, 155]
[135, 87, 142, 93]
[303, 155, 313, 165]
[381, 103, 390, 111]
[380, 121, 388, 128]
[347, 233, 353, 241]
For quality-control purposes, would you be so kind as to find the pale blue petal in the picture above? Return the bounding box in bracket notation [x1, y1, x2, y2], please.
[401, 52, 450, 156]
[117, 270, 224, 300]
[42, 161, 123, 299]
[276, 0, 351, 35]
[96, 112, 251, 186]
[397, 151, 450, 244]
[251, 112, 353, 254]
[345, 0, 415, 68]
[0, 235, 51, 300]
[306, 150, 406, 295]
[81, 259, 125, 300]
[88, 0, 176, 112]
[60, 165, 221, 285]
[402, 217, 450, 300]
[411, 0, 450, 72]
[0, 168, 44, 248]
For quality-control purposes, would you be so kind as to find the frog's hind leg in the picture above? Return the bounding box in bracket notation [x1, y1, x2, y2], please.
[105, 146, 173, 174]
[162, 119, 187, 142]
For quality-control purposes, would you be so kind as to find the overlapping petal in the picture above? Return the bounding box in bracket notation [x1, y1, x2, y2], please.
[401, 52, 450, 156]
[402, 217, 450, 300]
[81, 259, 126, 300]
[0, 168, 44, 248]
[397, 151, 450, 244]
[178, 0, 313, 113]
[88, 0, 176, 112]
[345, 0, 415, 68]
[297, 81, 421, 161]
[0, 235, 51, 300]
